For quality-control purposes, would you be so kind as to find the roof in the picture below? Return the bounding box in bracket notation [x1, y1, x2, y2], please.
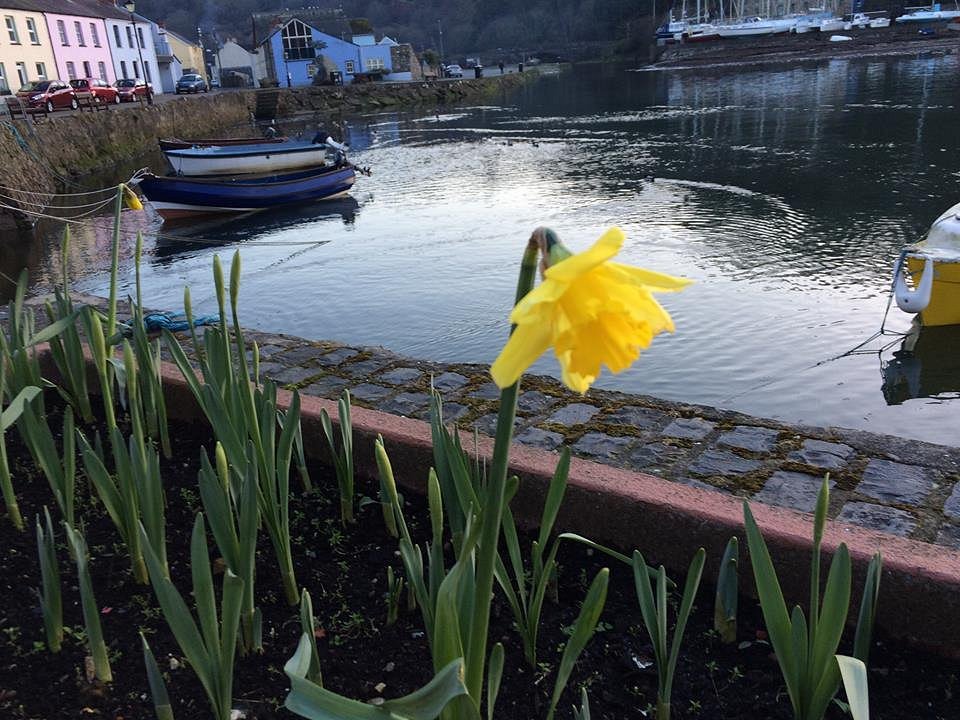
[164, 28, 200, 49]
[0, 0, 149, 22]
[251, 7, 351, 46]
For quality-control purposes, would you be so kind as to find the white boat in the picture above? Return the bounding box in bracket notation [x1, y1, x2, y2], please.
[685, 22, 720, 41]
[893, 201, 960, 327]
[162, 139, 334, 176]
[717, 16, 778, 36]
[769, 15, 800, 32]
[844, 12, 872, 28]
[794, 13, 828, 32]
[896, 5, 960, 22]
[870, 15, 892, 27]
[819, 16, 846, 31]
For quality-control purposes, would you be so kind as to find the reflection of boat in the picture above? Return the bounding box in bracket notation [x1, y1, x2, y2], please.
[881, 324, 960, 405]
[162, 138, 332, 176]
[152, 196, 361, 256]
[135, 164, 356, 219]
[893, 201, 960, 326]
[158, 136, 288, 151]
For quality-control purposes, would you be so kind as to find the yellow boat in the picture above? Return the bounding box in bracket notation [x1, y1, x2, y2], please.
[894, 201, 960, 327]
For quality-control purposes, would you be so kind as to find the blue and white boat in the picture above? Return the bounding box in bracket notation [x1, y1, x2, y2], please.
[162, 138, 333, 176]
[135, 163, 357, 219]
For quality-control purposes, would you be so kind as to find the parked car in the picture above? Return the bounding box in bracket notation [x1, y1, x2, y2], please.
[16, 80, 77, 112]
[115, 78, 152, 101]
[175, 73, 208, 94]
[444, 64, 463, 78]
[69, 78, 120, 104]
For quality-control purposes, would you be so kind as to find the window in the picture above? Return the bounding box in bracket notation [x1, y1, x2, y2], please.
[35, 62, 46, 79]
[83, 61, 91, 78]
[113, 24, 121, 47]
[132, 60, 139, 79]
[57, 20, 68, 45]
[125, 26, 133, 48]
[75, 21, 84, 46]
[16, 62, 27, 88]
[137, 27, 144, 48]
[281, 19, 316, 60]
[5, 16, 19, 43]
[65, 61, 76, 79]
[143, 61, 151, 82]
[366, 57, 385, 71]
[0, 63, 8, 93]
[26, 17, 39, 45]
[120, 60, 127, 78]
[98, 61, 107, 81]
[344, 59, 355, 73]
[90, 23, 100, 47]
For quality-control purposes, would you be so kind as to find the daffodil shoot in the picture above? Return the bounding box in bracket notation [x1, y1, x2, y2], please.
[491, 227, 690, 394]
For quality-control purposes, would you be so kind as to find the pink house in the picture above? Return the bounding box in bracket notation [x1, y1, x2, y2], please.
[36, 0, 116, 83]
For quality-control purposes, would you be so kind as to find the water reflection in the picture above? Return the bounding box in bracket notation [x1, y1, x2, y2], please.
[152, 197, 361, 261]
[882, 325, 960, 406]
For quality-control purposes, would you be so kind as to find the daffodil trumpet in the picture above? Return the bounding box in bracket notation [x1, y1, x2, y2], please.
[492, 226, 690, 394]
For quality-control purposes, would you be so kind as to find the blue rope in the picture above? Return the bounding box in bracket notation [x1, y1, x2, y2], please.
[142, 312, 220, 333]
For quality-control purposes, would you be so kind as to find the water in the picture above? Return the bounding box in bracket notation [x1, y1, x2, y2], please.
[16, 54, 960, 446]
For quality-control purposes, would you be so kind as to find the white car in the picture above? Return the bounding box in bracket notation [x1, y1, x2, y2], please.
[444, 64, 463, 78]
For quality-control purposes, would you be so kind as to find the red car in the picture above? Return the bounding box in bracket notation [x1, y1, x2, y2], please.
[114, 78, 152, 102]
[16, 80, 77, 112]
[70, 78, 120, 104]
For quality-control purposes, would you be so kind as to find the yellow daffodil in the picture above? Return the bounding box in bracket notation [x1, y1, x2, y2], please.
[121, 183, 143, 211]
[491, 227, 690, 394]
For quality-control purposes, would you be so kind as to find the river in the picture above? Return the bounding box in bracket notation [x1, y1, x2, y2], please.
[14, 54, 960, 446]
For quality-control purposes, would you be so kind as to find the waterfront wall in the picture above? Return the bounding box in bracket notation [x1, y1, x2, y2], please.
[0, 73, 534, 230]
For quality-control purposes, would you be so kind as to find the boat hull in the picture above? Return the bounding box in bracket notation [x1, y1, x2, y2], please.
[138, 165, 357, 219]
[158, 136, 288, 151]
[906, 255, 960, 326]
[162, 141, 328, 176]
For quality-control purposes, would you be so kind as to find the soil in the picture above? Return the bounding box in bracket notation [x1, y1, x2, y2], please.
[1, 398, 959, 720]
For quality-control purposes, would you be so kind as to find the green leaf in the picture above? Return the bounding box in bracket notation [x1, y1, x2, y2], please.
[284, 634, 468, 720]
[1, 386, 40, 430]
[547, 568, 609, 720]
[853, 553, 881, 664]
[486, 643, 504, 720]
[743, 501, 800, 708]
[836, 655, 870, 720]
[141, 633, 175, 720]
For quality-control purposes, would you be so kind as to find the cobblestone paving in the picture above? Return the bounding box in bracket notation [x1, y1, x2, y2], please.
[237, 331, 960, 548]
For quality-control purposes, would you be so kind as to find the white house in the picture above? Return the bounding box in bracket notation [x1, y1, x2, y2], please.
[101, 4, 161, 92]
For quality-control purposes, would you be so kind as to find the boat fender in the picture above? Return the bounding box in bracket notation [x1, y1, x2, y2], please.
[894, 256, 934, 314]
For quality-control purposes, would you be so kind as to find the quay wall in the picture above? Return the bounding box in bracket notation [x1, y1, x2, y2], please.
[0, 73, 533, 231]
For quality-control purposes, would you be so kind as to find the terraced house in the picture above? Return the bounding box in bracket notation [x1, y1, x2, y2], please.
[40, 0, 117, 84]
[101, 2, 159, 89]
[0, 1, 57, 93]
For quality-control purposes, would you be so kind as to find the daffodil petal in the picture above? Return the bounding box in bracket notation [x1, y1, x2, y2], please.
[543, 227, 625, 283]
[606, 262, 692, 291]
[490, 322, 552, 389]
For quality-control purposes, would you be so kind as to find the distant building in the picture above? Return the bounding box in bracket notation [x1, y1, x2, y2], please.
[252, 9, 415, 86]
[151, 23, 180, 93]
[217, 39, 256, 87]
[165, 27, 205, 83]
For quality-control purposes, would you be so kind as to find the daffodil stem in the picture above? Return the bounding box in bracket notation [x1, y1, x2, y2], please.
[466, 238, 540, 704]
[106, 184, 123, 339]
